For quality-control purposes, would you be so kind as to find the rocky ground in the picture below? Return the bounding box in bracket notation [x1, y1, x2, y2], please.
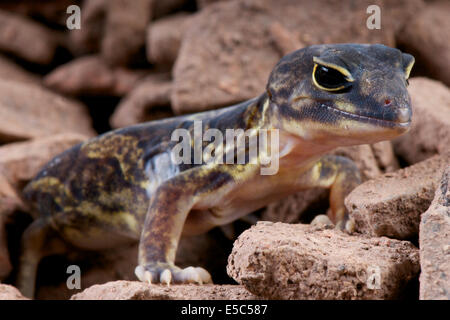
[0, 0, 449, 300]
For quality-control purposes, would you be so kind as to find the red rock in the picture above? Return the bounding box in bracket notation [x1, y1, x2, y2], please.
[71, 281, 258, 300]
[419, 165, 450, 300]
[0, 284, 29, 300]
[393, 78, 450, 165]
[397, 0, 450, 86]
[44, 55, 147, 97]
[0, 10, 58, 64]
[67, 0, 107, 56]
[0, 79, 95, 142]
[0, 0, 80, 27]
[146, 13, 193, 66]
[101, 0, 153, 66]
[346, 153, 450, 239]
[0, 173, 23, 279]
[153, 0, 191, 19]
[0, 133, 88, 189]
[227, 222, 420, 299]
[0, 54, 40, 84]
[110, 73, 173, 128]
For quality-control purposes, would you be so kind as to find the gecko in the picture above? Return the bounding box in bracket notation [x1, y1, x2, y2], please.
[18, 44, 414, 297]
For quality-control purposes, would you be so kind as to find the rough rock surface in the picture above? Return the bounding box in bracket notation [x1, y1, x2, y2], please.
[110, 73, 173, 128]
[227, 222, 420, 300]
[0, 0, 80, 28]
[397, 0, 450, 86]
[0, 10, 58, 65]
[0, 133, 88, 189]
[44, 55, 147, 97]
[0, 54, 40, 84]
[101, 0, 152, 66]
[393, 78, 450, 164]
[419, 166, 450, 300]
[0, 173, 23, 279]
[71, 281, 258, 300]
[172, 0, 421, 113]
[146, 13, 193, 66]
[0, 284, 29, 300]
[371, 141, 400, 173]
[346, 153, 450, 239]
[0, 79, 95, 142]
[153, 0, 190, 19]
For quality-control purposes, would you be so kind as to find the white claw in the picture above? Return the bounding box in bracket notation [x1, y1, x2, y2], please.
[195, 267, 213, 284]
[160, 269, 172, 285]
[134, 266, 145, 282]
[311, 214, 334, 228]
[182, 266, 202, 284]
[144, 271, 153, 284]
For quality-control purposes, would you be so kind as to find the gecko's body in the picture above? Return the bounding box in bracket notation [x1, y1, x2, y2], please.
[19, 44, 414, 297]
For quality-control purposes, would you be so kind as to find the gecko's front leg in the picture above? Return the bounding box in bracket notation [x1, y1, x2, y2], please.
[297, 155, 362, 231]
[135, 169, 232, 285]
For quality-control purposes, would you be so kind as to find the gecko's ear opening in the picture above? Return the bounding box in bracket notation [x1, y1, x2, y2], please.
[402, 53, 415, 80]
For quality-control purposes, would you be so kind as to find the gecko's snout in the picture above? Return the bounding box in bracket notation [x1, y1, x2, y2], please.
[396, 106, 412, 124]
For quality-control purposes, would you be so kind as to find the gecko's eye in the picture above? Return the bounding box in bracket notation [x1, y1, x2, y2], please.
[312, 64, 352, 93]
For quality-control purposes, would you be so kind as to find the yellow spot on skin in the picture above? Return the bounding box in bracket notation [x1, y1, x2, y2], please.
[335, 101, 356, 114]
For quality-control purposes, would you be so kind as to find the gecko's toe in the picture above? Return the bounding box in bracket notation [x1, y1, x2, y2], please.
[135, 263, 212, 285]
[172, 266, 213, 284]
[310, 214, 334, 228]
[160, 269, 172, 285]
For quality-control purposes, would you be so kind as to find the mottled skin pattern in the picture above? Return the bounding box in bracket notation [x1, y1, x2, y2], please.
[18, 44, 414, 297]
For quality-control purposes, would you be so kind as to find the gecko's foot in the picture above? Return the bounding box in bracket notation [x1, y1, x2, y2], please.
[334, 216, 356, 234]
[135, 263, 213, 285]
[310, 214, 334, 228]
[311, 214, 355, 234]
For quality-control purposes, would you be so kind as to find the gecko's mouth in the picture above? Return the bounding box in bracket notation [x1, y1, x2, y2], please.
[324, 103, 411, 128]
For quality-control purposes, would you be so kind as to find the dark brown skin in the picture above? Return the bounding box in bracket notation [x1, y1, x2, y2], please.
[18, 44, 414, 297]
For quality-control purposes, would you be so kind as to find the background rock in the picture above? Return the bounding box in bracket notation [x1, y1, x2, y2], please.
[110, 73, 173, 128]
[44, 55, 148, 97]
[0, 79, 95, 143]
[397, 0, 450, 86]
[67, 0, 107, 56]
[0, 133, 88, 190]
[101, 0, 153, 66]
[0, 10, 58, 64]
[0, 54, 40, 84]
[146, 13, 193, 66]
[393, 78, 450, 165]
[0, 174, 24, 279]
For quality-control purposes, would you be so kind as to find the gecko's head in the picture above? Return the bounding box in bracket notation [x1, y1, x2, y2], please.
[266, 43, 414, 146]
